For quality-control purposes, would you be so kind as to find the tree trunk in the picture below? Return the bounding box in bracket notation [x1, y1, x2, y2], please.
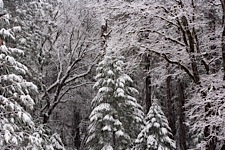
[73, 111, 81, 149]
[177, 80, 187, 150]
[180, 16, 200, 83]
[145, 75, 151, 113]
[144, 54, 151, 113]
[112, 130, 116, 149]
[221, 0, 225, 80]
[166, 75, 176, 135]
[60, 124, 66, 147]
[43, 113, 50, 124]
[177, 1, 200, 84]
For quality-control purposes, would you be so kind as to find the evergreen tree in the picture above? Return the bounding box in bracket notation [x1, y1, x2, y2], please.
[87, 54, 144, 150]
[134, 102, 176, 150]
[0, 10, 64, 150]
[14, 0, 61, 75]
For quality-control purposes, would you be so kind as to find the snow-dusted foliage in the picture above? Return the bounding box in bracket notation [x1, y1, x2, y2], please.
[186, 72, 225, 150]
[14, 0, 61, 72]
[87, 53, 144, 149]
[134, 102, 176, 150]
[0, 13, 64, 150]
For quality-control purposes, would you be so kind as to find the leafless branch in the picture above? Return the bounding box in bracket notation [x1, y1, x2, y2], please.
[58, 82, 94, 102]
[147, 49, 196, 83]
[153, 30, 185, 46]
[154, 15, 180, 28]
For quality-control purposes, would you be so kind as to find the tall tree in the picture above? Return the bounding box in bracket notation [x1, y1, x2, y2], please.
[12, 0, 101, 126]
[134, 101, 176, 150]
[87, 53, 144, 149]
[221, 0, 225, 80]
[144, 54, 152, 113]
[0, 10, 64, 150]
[165, 68, 175, 135]
[177, 80, 187, 150]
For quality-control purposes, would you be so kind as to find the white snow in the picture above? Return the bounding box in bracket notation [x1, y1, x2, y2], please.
[22, 113, 33, 125]
[19, 38, 26, 44]
[4, 131, 11, 143]
[107, 79, 115, 85]
[161, 127, 168, 135]
[12, 26, 22, 32]
[90, 103, 112, 120]
[101, 144, 113, 150]
[99, 87, 111, 93]
[116, 88, 124, 94]
[126, 100, 137, 107]
[107, 70, 114, 76]
[0, 0, 3, 14]
[153, 122, 161, 128]
[118, 81, 124, 88]
[95, 73, 103, 79]
[86, 133, 96, 144]
[102, 125, 111, 131]
[0, 28, 15, 40]
[151, 118, 156, 123]
[127, 95, 137, 102]
[9, 48, 24, 55]
[2, 74, 23, 82]
[147, 135, 157, 148]
[117, 92, 125, 97]
[21, 82, 38, 93]
[122, 74, 133, 82]
[115, 130, 124, 137]
[11, 136, 18, 145]
[0, 45, 9, 54]
[6, 55, 16, 65]
[114, 119, 122, 126]
[103, 115, 114, 121]
[20, 95, 35, 109]
[0, 53, 5, 59]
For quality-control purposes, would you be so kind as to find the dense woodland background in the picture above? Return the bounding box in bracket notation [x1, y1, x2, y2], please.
[1, 0, 225, 149]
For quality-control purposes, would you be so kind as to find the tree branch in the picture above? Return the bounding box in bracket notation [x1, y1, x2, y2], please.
[154, 15, 180, 28]
[147, 49, 196, 83]
[153, 30, 185, 46]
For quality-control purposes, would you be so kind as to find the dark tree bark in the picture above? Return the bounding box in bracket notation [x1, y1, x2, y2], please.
[180, 16, 200, 84]
[112, 130, 116, 149]
[221, 0, 225, 80]
[166, 75, 176, 135]
[145, 75, 151, 113]
[112, 115, 116, 148]
[144, 54, 151, 113]
[177, 80, 187, 150]
[73, 111, 81, 149]
[175, 1, 200, 84]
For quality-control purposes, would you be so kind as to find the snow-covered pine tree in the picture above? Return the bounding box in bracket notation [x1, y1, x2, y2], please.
[14, 0, 61, 74]
[87, 54, 144, 150]
[134, 101, 176, 150]
[0, 11, 64, 150]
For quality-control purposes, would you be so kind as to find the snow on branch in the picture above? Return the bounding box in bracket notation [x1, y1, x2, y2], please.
[65, 57, 99, 84]
[147, 49, 196, 83]
[152, 30, 185, 46]
[154, 15, 180, 28]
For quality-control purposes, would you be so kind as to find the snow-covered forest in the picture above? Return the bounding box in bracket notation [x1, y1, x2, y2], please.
[1, 0, 225, 149]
